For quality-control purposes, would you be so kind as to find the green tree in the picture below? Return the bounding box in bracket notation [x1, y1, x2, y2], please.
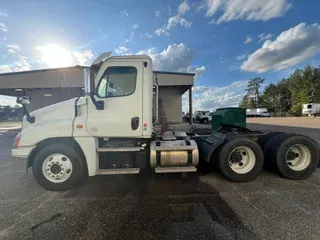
[261, 83, 278, 111]
[246, 77, 265, 107]
[287, 65, 320, 115]
[239, 94, 248, 109]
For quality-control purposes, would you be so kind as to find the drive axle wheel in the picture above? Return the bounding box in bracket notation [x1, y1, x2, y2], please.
[218, 138, 264, 182]
[285, 144, 311, 171]
[265, 134, 319, 180]
[228, 146, 256, 174]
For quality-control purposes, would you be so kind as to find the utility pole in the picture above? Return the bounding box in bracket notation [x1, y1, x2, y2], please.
[279, 94, 282, 117]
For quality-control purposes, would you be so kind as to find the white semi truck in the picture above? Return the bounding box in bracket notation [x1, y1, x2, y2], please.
[246, 108, 270, 117]
[302, 103, 320, 116]
[12, 52, 319, 190]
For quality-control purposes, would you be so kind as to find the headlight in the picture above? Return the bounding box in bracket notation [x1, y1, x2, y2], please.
[13, 132, 21, 148]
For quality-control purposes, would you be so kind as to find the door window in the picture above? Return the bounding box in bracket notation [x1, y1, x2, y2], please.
[97, 67, 137, 98]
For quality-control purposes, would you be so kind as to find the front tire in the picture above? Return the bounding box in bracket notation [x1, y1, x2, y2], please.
[33, 143, 86, 191]
[218, 138, 264, 182]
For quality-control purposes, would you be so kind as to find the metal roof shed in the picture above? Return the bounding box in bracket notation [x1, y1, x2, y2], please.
[0, 66, 194, 123]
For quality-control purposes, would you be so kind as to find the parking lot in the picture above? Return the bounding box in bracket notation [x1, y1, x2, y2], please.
[1, 124, 320, 240]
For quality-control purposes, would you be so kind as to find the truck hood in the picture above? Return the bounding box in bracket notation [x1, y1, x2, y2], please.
[23, 97, 86, 129]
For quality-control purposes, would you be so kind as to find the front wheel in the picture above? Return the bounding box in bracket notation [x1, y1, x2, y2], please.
[218, 138, 264, 182]
[33, 143, 86, 191]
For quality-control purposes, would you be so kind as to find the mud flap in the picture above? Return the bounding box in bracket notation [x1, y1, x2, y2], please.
[198, 133, 225, 162]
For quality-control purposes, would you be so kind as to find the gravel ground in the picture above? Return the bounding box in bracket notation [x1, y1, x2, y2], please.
[247, 117, 320, 129]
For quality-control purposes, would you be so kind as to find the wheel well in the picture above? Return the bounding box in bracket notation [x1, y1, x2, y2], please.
[27, 137, 88, 174]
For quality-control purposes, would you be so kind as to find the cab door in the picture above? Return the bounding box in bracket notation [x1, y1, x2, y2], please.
[86, 59, 143, 137]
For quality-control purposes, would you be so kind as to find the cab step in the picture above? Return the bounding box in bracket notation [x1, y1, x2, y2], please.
[96, 168, 140, 175]
[155, 166, 197, 173]
[98, 147, 142, 152]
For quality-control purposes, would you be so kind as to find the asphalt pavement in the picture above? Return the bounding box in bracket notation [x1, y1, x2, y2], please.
[1, 125, 320, 240]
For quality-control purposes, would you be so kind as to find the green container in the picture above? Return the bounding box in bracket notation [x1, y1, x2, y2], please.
[211, 107, 246, 131]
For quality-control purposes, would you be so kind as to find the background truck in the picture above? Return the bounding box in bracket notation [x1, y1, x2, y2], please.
[195, 111, 213, 124]
[12, 52, 319, 191]
[246, 108, 270, 117]
[302, 103, 320, 116]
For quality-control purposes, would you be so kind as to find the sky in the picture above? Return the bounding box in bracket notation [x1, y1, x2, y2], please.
[1, 0, 320, 111]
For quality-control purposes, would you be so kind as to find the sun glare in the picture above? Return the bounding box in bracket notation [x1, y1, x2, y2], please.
[37, 44, 72, 68]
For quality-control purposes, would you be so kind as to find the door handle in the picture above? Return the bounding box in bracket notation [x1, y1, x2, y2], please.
[131, 117, 139, 131]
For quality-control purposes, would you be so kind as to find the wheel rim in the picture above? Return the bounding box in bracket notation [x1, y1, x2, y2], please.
[285, 144, 311, 171]
[228, 146, 256, 174]
[42, 153, 73, 183]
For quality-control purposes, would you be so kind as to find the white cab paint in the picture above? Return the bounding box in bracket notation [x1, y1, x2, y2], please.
[74, 136, 99, 176]
[87, 55, 152, 138]
[19, 98, 86, 146]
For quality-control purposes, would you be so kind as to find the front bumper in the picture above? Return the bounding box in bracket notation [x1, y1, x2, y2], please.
[12, 146, 35, 173]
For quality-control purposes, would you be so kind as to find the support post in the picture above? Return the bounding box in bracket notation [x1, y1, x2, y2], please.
[189, 86, 192, 125]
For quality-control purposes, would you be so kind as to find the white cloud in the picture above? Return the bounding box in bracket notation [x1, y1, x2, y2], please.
[155, 27, 169, 36]
[182, 81, 247, 111]
[0, 11, 8, 17]
[155, 10, 160, 18]
[236, 54, 246, 61]
[7, 44, 20, 54]
[137, 43, 205, 79]
[244, 35, 253, 44]
[13, 56, 31, 71]
[155, 1, 192, 36]
[73, 50, 94, 65]
[205, 0, 291, 24]
[115, 46, 131, 55]
[167, 5, 172, 14]
[258, 33, 274, 42]
[120, 10, 128, 17]
[0, 22, 8, 32]
[178, 1, 190, 15]
[155, 16, 191, 36]
[132, 24, 139, 29]
[145, 32, 153, 39]
[0, 65, 12, 73]
[125, 32, 134, 42]
[167, 15, 192, 29]
[241, 23, 320, 73]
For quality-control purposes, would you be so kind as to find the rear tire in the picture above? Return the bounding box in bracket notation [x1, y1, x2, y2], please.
[33, 143, 86, 191]
[218, 138, 264, 182]
[265, 134, 319, 180]
[258, 132, 283, 152]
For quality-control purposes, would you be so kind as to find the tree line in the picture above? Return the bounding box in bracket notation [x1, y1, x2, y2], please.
[0, 105, 23, 121]
[239, 65, 320, 116]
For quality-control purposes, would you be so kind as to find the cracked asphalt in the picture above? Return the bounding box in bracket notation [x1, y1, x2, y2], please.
[1, 124, 320, 240]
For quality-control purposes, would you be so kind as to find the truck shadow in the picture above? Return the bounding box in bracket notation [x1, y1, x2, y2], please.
[58, 174, 258, 240]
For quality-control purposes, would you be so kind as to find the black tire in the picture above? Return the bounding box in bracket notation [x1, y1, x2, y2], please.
[258, 132, 283, 152]
[203, 118, 208, 124]
[264, 134, 319, 180]
[33, 143, 86, 191]
[218, 138, 264, 182]
[263, 133, 291, 170]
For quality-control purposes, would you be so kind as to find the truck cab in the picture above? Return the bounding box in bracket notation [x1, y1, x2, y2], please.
[12, 53, 199, 190]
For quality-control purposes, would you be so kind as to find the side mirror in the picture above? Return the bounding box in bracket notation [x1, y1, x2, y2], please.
[84, 68, 91, 95]
[17, 96, 31, 105]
